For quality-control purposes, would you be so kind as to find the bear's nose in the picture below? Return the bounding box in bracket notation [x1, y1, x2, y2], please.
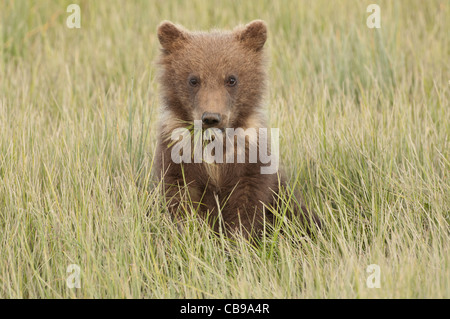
[201, 112, 222, 126]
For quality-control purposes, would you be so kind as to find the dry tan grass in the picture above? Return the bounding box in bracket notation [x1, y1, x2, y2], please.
[0, 0, 448, 298]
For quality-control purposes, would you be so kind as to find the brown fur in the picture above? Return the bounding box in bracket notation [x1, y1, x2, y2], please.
[154, 20, 320, 239]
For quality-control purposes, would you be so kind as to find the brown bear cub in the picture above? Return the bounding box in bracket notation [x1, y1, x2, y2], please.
[155, 20, 320, 239]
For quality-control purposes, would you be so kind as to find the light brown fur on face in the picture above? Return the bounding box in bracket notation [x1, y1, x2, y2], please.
[154, 20, 320, 239]
[157, 20, 268, 131]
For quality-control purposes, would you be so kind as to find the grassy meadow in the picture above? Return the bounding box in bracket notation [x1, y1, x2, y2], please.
[0, 0, 449, 298]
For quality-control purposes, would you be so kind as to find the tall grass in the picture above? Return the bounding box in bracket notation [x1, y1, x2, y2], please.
[0, 0, 448, 298]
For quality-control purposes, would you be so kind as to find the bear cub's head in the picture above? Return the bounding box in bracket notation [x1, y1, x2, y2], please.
[157, 20, 268, 131]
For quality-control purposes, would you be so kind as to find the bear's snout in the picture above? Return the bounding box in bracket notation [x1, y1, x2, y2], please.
[201, 112, 222, 127]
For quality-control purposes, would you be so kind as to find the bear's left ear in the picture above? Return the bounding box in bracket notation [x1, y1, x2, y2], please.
[157, 21, 188, 53]
[234, 20, 267, 52]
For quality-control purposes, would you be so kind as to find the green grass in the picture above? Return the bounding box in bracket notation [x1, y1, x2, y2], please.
[0, 0, 449, 298]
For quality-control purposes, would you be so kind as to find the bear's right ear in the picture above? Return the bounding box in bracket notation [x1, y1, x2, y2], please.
[157, 21, 187, 53]
[234, 20, 267, 52]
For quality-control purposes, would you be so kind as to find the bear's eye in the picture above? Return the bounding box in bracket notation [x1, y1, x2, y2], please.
[225, 75, 237, 87]
[188, 76, 200, 87]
